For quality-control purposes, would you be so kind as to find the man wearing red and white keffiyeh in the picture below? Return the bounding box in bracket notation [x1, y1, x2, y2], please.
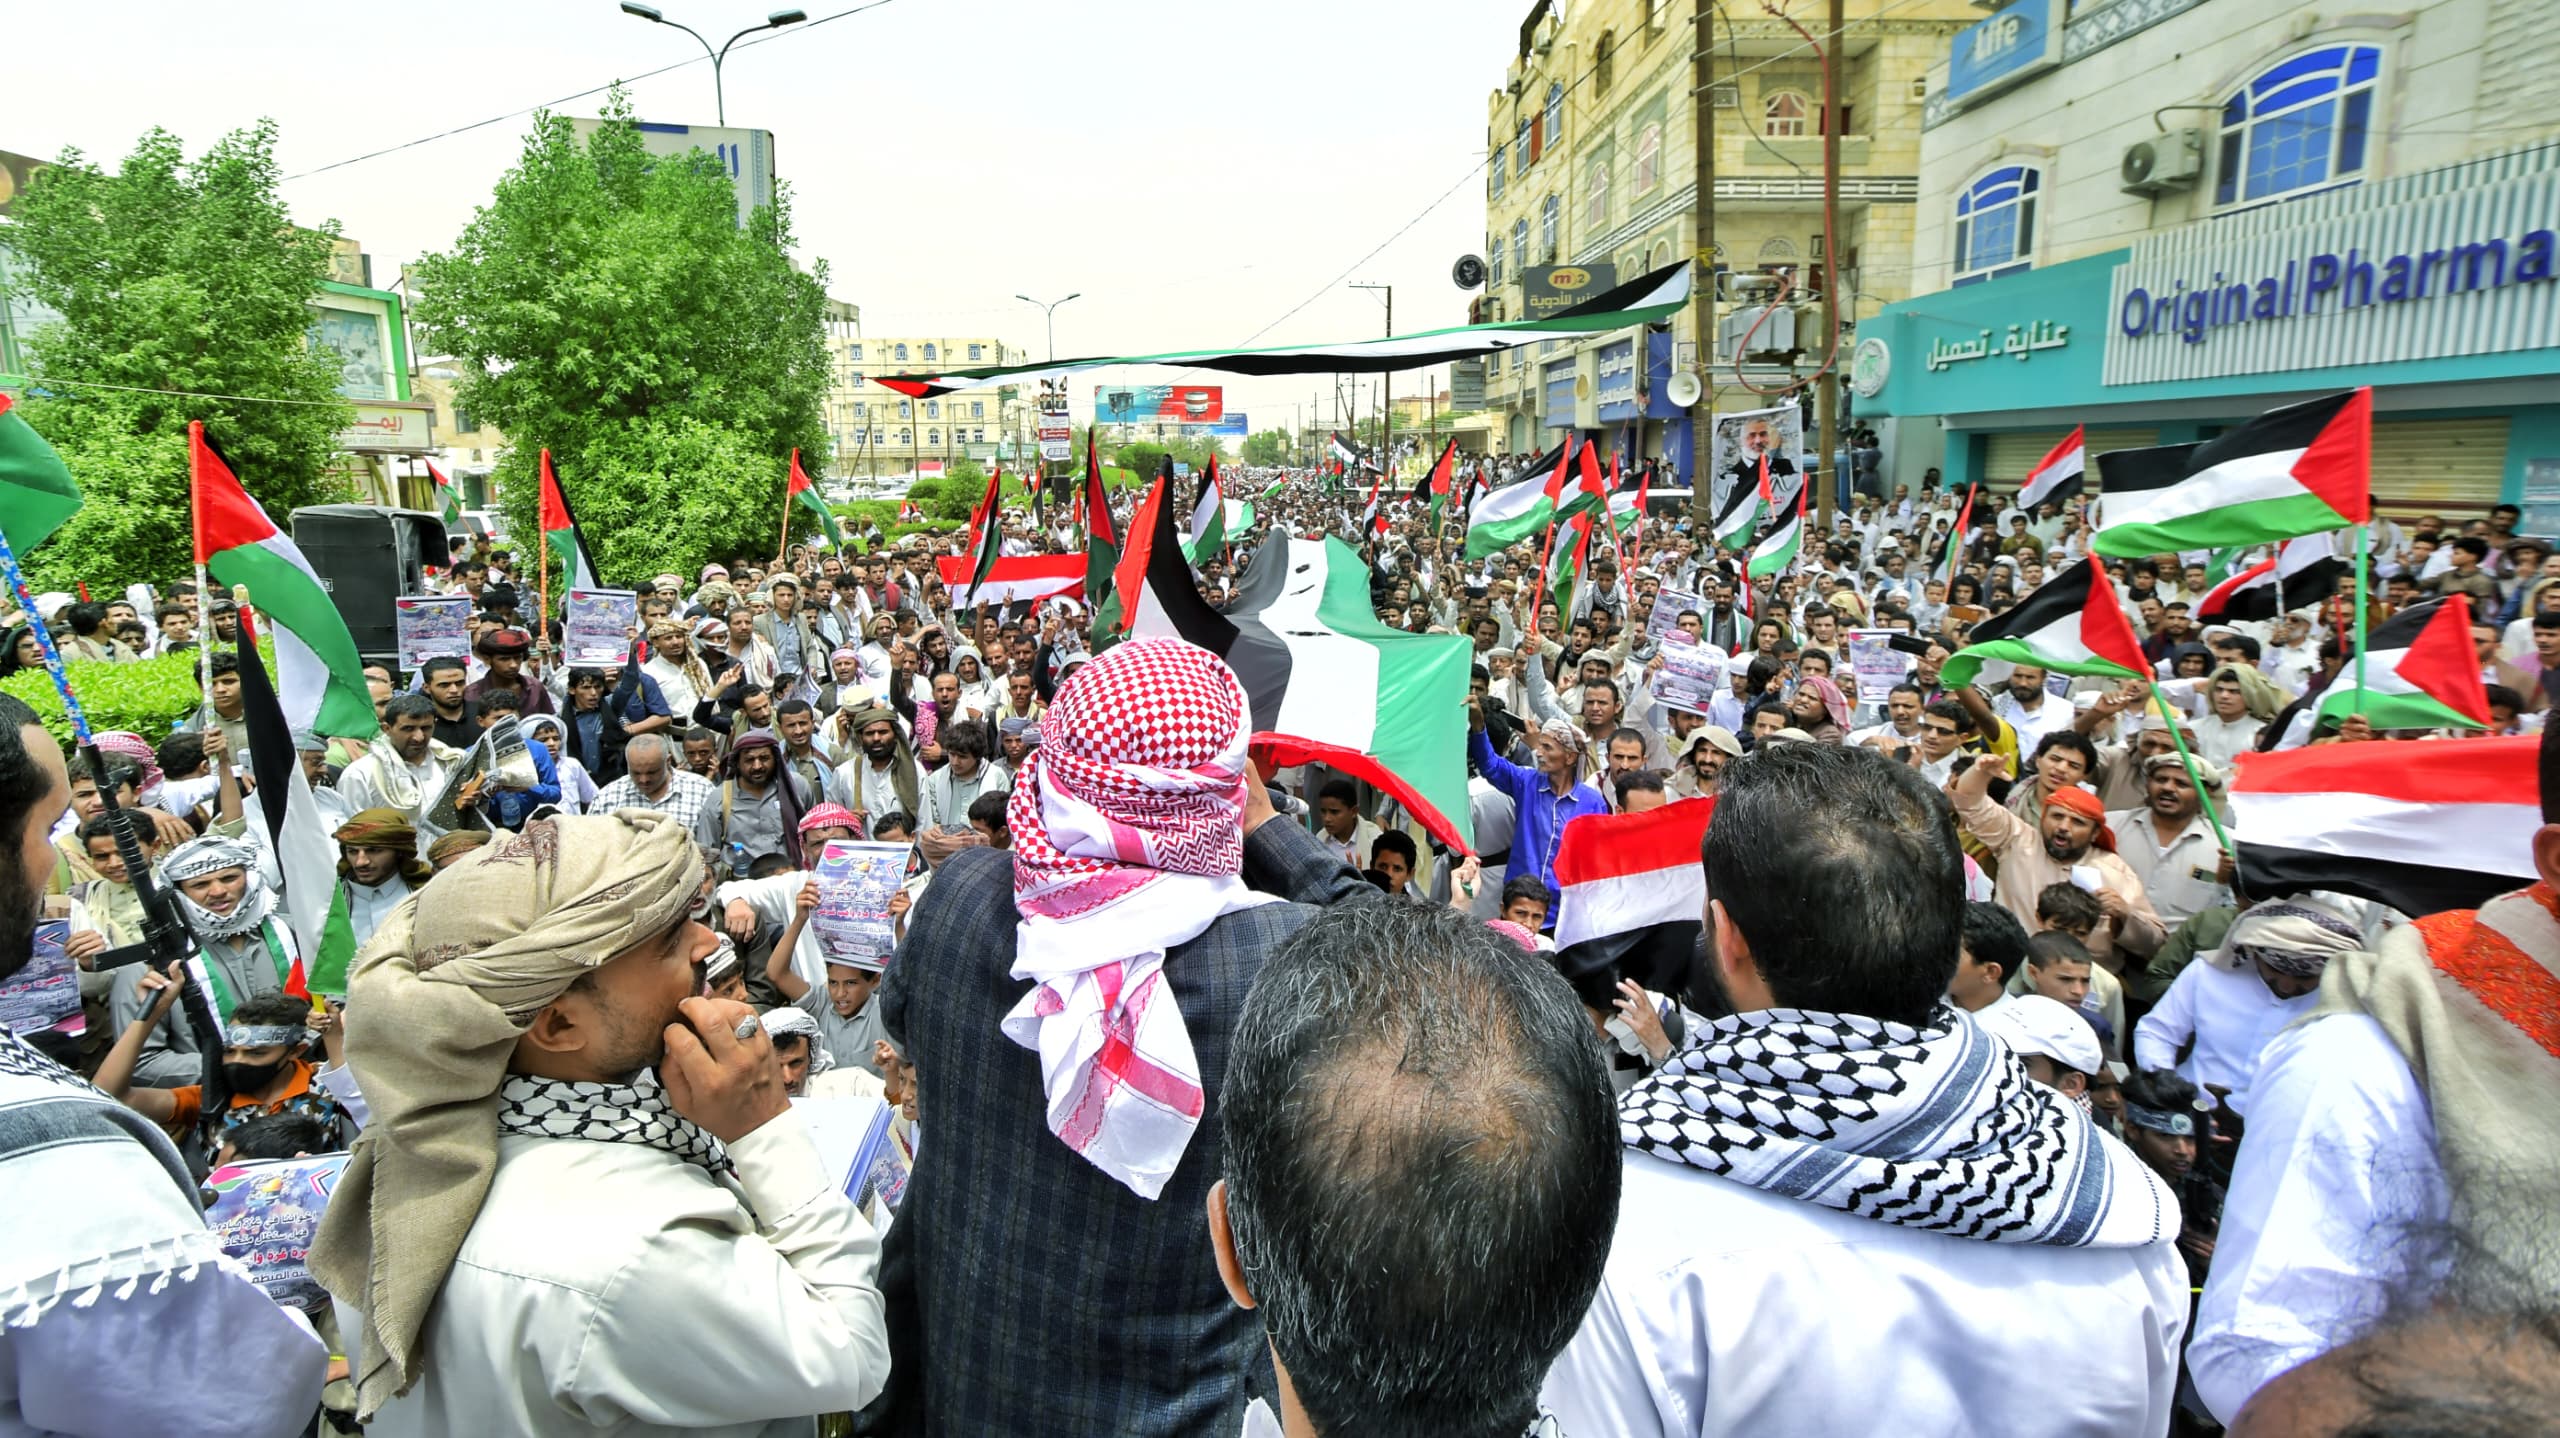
[1000, 636, 1286, 1199]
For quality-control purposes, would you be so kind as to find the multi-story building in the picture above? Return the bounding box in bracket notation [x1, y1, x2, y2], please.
[1472, 0, 1983, 480]
[820, 304, 1031, 483]
[1862, 0, 2560, 517]
[411, 366, 510, 512]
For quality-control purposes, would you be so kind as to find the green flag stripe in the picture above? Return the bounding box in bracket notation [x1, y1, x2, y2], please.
[208, 539, 381, 739]
[1307, 541, 1474, 850]
[2093, 492, 2351, 558]
[0, 407, 82, 553]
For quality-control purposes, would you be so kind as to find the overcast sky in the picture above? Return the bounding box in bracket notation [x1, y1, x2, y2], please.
[15, 0, 1522, 437]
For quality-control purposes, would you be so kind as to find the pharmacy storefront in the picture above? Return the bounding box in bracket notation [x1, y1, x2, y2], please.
[1859, 148, 2560, 524]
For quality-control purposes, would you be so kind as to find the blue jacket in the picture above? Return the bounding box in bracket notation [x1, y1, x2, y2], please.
[1468, 726, 1607, 902]
[482, 738, 562, 830]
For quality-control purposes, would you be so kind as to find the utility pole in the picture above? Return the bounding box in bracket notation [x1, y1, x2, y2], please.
[1691, 0, 1718, 531]
[1351, 283, 1393, 476]
[1815, 0, 1843, 536]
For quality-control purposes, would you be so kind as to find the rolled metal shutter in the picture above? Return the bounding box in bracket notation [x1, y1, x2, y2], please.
[1981, 427, 2160, 489]
[2370, 416, 2507, 520]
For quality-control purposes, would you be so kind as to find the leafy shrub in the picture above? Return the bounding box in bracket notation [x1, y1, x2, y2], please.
[1, 653, 207, 750]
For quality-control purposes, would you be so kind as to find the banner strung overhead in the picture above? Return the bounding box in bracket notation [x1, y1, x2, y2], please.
[871, 263, 1694, 399]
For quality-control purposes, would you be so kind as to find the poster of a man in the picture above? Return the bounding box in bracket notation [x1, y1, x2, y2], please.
[1708, 405, 1807, 517]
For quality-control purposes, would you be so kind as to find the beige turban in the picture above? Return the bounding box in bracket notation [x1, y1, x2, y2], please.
[310, 809, 704, 1420]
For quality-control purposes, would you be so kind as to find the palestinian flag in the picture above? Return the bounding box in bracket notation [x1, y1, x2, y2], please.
[2314, 595, 2492, 731]
[1082, 434, 1123, 641]
[962, 464, 1005, 595]
[936, 553, 1085, 608]
[232, 615, 359, 998]
[1553, 797, 1715, 951]
[2016, 426, 2087, 511]
[788, 449, 843, 548]
[1934, 483, 1978, 586]
[0, 392, 81, 556]
[1710, 453, 1771, 550]
[1745, 488, 1804, 581]
[2231, 734, 2537, 917]
[1189, 456, 1227, 554]
[1465, 437, 1572, 560]
[1938, 557, 2148, 691]
[425, 458, 464, 533]
[1546, 511, 1594, 620]
[1556, 438, 1610, 522]
[1329, 432, 1372, 472]
[1627, 460, 1650, 571]
[190, 423, 379, 740]
[539, 449, 601, 590]
[1125, 496, 1476, 852]
[2196, 532, 2348, 623]
[2094, 388, 2370, 556]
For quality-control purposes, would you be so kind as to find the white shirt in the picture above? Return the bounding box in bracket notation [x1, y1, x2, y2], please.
[2131, 956, 2317, 1117]
[1319, 816, 1382, 871]
[1540, 1152, 2188, 1438]
[1991, 690, 2069, 754]
[343, 876, 414, 949]
[2192, 713, 2263, 768]
[2188, 1013, 2447, 1425]
[360, 1108, 889, 1438]
[2108, 806, 2230, 930]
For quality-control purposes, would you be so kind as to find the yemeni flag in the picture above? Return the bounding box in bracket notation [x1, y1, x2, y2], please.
[190, 423, 380, 740]
[1465, 437, 1572, 560]
[539, 449, 601, 590]
[1082, 435, 1123, 640]
[232, 615, 360, 998]
[2314, 594, 2492, 731]
[1745, 488, 1804, 581]
[936, 553, 1084, 608]
[0, 392, 81, 558]
[788, 449, 843, 548]
[1934, 483, 1979, 586]
[2016, 427, 2087, 511]
[1553, 797, 1715, 950]
[425, 458, 465, 534]
[1190, 457, 1227, 554]
[2232, 734, 2537, 917]
[1711, 453, 1771, 551]
[1126, 500, 1476, 852]
[2196, 532, 2349, 623]
[2094, 388, 2371, 556]
[1938, 557, 2148, 691]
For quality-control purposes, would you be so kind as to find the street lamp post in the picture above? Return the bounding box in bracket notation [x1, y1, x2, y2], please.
[1013, 292, 1081, 363]
[620, 4, 808, 126]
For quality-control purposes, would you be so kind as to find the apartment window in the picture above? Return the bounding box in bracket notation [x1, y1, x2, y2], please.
[847, 343, 863, 362]
[1491, 144, 1507, 198]
[1538, 194, 1559, 262]
[925, 400, 940, 418]
[1490, 234, 1507, 286]
[971, 401, 985, 418]
[854, 401, 867, 417]
[899, 400, 912, 418]
[893, 342, 909, 361]
[2216, 45, 2381, 207]
[1514, 116, 1531, 176]
[1511, 218, 1530, 273]
[470, 448, 484, 463]
[898, 430, 911, 446]
[1544, 82, 1564, 151]
[973, 428, 986, 443]
[927, 429, 940, 446]
[1595, 32, 1615, 94]
[1584, 157, 1611, 229]
[1763, 90, 1812, 138]
[1634, 121, 1662, 192]
[1650, 236, 1675, 271]
[1953, 164, 2039, 283]
[967, 343, 984, 360]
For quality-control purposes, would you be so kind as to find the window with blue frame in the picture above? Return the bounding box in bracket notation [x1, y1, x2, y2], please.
[2216, 45, 2380, 207]
[923, 342, 938, 362]
[1490, 234, 1506, 286]
[1545, 82, 1565, 150]
[1952, 164, 2039, 284]
[893, 343, 909, 361]
[1511, 218, 1530, 274]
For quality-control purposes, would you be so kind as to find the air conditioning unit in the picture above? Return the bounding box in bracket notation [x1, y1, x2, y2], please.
[1534, 16, 1558, 54]
[1710, 83, 1739, 108]
[2121, 129, 2206, 195]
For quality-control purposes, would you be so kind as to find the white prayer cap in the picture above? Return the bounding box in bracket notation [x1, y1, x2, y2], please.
[1978, 994, 2104, 1079]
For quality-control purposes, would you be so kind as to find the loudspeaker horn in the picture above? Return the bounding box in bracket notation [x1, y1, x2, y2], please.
[1665, 371, 1704, 408]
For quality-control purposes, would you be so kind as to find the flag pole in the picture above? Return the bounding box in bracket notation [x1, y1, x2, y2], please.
[2146, 681, 2236, 857]
[776, 449, 797, 570]
[2352, 521, 2371, 708]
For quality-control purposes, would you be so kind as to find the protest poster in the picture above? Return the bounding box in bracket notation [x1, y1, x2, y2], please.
[203, 1154, 351, 1312]
[1646, 587, 1704, 642]
[1845, 630, 1908, 708]
[811, 841, 912, 969]
[796, 1094, 912, 1228]
[1654, 640, 1730, 718]
[0, 922, 80, 1038]
[1706, 404, 1808, 519]
[563, 588, 641, 667]
[392, 595, 473, 670]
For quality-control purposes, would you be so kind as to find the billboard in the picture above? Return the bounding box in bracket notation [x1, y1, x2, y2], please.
[1210, 413, 1249, 437]
[566, 118, 776, 231]
[1522, 263, 1619, 321]
[1448, 356, 1486, 411]
[1094, 384, 1224, 425]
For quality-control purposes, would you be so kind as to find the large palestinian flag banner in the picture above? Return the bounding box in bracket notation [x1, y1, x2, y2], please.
[2313, 594, 2492, 731]
[1938, 557, 2148, 691]
[2094, 388, 2369, 556]
[2231, 734, 2536, 917]
[1122, 481, 1475, 851]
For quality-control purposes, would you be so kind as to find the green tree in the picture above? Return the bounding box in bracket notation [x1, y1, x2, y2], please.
[1240, 428, 1290, 467]
[412, 92, 830, 589]
[929, 458, 987, 523]
[6, 122, 350, 587]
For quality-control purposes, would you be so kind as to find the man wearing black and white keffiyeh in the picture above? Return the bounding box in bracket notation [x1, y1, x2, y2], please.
[1542, 741, 2192, 1438]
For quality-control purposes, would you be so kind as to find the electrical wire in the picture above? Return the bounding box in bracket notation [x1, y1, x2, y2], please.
[279, 0, 907, 183]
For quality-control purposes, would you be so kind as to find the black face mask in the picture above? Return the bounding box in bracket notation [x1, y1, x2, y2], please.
[222, 1057, 292, 1094]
